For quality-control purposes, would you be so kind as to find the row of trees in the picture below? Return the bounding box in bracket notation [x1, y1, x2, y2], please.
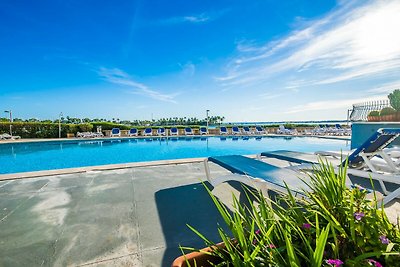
[0, 115, 225, 126]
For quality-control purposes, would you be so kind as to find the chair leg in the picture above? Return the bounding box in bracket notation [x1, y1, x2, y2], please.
[204, 159, 213, 186]
[383, 186, 400, 205]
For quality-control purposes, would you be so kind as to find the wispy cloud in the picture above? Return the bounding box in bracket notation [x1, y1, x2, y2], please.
[183, 14, 210, 23]
[162, 13, 212, 25]
[179, 62, 196, 77]
[259, 92, 283, 100]
[366, 80, 400, 94]
[217, 0, 400, 88]
[98, 67, 178, 103]
[161, 9, 229, 25]
[285, 95, 386, 114]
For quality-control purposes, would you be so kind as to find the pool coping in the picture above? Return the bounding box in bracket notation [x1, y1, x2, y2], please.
[0, 157, 212, 181]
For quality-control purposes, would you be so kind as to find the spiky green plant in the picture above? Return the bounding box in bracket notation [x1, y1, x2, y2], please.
[181, 160, 400, 266]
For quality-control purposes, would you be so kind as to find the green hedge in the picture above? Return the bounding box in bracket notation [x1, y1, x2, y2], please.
[380, 107, 396, 116]
[0, 122, 94, 138]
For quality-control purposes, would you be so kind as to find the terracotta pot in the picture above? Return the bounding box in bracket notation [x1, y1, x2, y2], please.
[367, 116, 379, 122]
[381, 114, 396, 121]
[395, 112, 400, 121]
[171, 242, 225, 267]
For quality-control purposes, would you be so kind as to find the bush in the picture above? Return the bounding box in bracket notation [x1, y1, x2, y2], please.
[91, 122, 130, 130]
[380, 107, 396, 116]
[284, 123, 295, 129]
[368, 111, 380, 116]
[388, 89, 400, 112]
[0, 122, 92, 138]
[183, 161, 400, 266]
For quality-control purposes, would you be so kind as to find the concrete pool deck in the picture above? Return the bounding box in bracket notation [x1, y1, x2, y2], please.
[1, 159, 398, 267]
[0, 162, 238, 266]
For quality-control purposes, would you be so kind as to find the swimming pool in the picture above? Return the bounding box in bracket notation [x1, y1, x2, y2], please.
[0, 136, 350, 174]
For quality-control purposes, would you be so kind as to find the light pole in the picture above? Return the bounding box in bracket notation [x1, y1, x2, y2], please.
[4, 110, 12, 136]
[206, 109, 210, 130]
[59, 112, 63, 138]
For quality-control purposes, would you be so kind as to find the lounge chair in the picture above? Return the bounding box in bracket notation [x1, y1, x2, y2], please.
[143, 128, 153, 136]
[231, 126, 240, 135]
[128, 128, 138, 136]
[204, 155, 308, 197]
[110, 128, 121, 137]
[254, 126, 265, 135]
[260, 150, 400, 205]
[316, 128, 400, 172]
[199, 127, 208, 135]
[259, 128, 400, 204]
[94, 131, 104, 138]
[242, 126, 252, 135]
[157, 128, 166, 136]
[277, 125, 297, 135]
[184, 127, 193, 135]
[77, 132, 97, 138]
[219, 126, 228, 135]
[170, 127, 179, 136]
[0, 133, 21, 140]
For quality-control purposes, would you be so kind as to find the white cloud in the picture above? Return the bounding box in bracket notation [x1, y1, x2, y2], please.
[259, 93, 283, 100]
[366, 81, 400, 94]
[162, 13, 212, 25]
[183, 14, 210, 23]
[99, 68, 178, 103]
[180, 62, 196, 76]
[285, 95, 386, 114]
[217, 0, 400, 88]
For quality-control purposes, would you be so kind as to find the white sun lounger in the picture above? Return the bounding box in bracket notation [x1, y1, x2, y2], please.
[0, 133, 21, 140]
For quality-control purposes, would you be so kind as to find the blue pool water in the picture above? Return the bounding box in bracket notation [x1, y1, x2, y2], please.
[0, 136, 350, 174]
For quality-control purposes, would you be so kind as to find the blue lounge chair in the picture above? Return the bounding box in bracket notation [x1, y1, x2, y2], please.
[184, 127, 193, 135]
[231, 126, 240, 135]
[128, 128, 138, 136]
[259, 128, 400, 204]
[255, 126, 265, 135]
[204, 155, 307, 196]
[157, 127, 166, 136]
[317, 128, 400, 170]
[220, 126, 228, 135]
[110, 128, 121, 137]
[262, 129, 400, 170]
[170, 127, 179, 136]
[199, 127, 208, 135]
[242, 126, 252, 135]
[143, 128, 153, 136]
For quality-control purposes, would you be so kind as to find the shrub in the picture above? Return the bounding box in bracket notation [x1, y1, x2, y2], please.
[380, 107, 396, 116]
[388, 89, 400, 112]
[368, 111, 380, 116]
[91, 122, 130, 130]
[77, 123, 93, 132]
[284, 123, 295, 129]
[0, 122, 94, 138]
[182, 161, 400, 266]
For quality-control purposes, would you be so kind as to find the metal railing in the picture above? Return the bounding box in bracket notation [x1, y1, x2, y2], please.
[348, 99, 390, 121]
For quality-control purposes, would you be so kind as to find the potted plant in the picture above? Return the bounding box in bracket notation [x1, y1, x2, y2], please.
[174, 162, 400, 266]
[379, 107, 396, 121]
[388, 89, 400, 121]
[367, 111, 380, 122]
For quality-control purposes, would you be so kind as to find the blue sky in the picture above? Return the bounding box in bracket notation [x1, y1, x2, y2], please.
[1, 0, 400, 122]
